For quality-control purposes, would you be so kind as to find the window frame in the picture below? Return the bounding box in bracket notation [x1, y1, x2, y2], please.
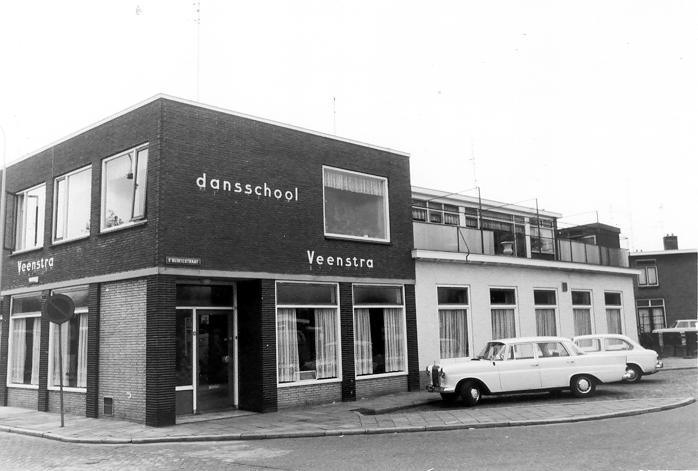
[534, 288, 558, 336]
[571, 289, 594, 336]
[47, 286, 89, 392]
[352, 284, 407, 379]
[636, 259, 659, 287]
[53, 165, 92, 244]
[100, 144, 149, 233]
[13, 183, 46, 253]
[7, 292, 43, 389]
[636, 298, 666, 333]
[322, 166, 390, 243]
[436, 285, 471, 359]
[275, 281, 342, 386]
[489, 287, 518, 339]
[604, 291, 624, 334]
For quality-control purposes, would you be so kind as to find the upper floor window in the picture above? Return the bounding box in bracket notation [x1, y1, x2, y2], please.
[54, 166, 91, 242]
[412, 199, 460, 225]
[14, 184, 46, 252]
[323, 167, 389, 242]
[101, 145, 148, 231]
[530, 218, 555, 255]
[636, 260, 658, 287]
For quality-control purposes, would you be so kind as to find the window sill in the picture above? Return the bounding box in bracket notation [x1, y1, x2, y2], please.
[6, 383, 39, 390]
[100, 219, 147, 235]
[48, 386, 86, 393]
[52, 234, 90, 247]
[324, 233, 391, 245]
[638, 285, 659, 289]
[277, 377, 342, 388]
[355, 371, 408, 381]
[10, 247, 45, 257]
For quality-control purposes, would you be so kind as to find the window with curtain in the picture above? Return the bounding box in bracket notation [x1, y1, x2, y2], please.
[276, 282, 339, 383]
[636, 299, 666, 333]
[636, 260, 658, 287]
[572, 290, 593, 336]
[604, 292, 623, 334]
[437, 286, 468, 359]
[9, 293, 43, 386]
[353, 285, 406, 375]
[534, 289, 557, 336]
[14, 184, 46, 252]
[48, 286, 89, 389]
[101, 145, 148, 231]
[323, 166, 389, 242]
[490, 288, 516, 339]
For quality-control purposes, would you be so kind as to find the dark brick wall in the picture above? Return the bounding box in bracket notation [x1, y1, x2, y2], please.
[37, 300, 49, 412]
[631, 252, 698, 327]
[86, 283, 100, 418]
[339, 282, 356, 401]
[0, 297, 8, 405]
[260, 279, 278, 412]
[158, 99, 415, 281]
[145, 275, 176, 427]
[405, 284, 420, 391]
[2, 100, 162, 291]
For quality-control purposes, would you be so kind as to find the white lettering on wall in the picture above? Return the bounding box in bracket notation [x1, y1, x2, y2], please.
[196, 173, 298, 202]
[17, 257, 55, 274]
[306, 250, 374, 269]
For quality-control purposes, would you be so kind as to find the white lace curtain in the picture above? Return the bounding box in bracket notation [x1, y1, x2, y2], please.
[574, 308, 592, 335]
[10, 318, 27, 384]
[439, 309, 468, 359]
[606, 309, 622, 334]
[354, 309, 373, 375]
[535, 308, 557, 336]
[324, 168, 384, 196]
[314, 308, 337, 379]
[491, 309, 516, 339]
[277, 308, 299, 382]
[51, 315, 88, 388]
[384, 308, 405, 372]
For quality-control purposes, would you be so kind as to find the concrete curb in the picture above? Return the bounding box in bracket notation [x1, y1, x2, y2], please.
[2, 397, 694, 445]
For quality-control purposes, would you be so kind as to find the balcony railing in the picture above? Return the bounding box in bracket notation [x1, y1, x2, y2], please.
[413, 222, 629, 268]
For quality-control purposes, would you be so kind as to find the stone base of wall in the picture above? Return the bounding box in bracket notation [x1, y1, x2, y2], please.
[6, 388, 38, 409]
[47, 390, 86, 416]
[277, 382, 342, 409]
[355, 375, 408, 399]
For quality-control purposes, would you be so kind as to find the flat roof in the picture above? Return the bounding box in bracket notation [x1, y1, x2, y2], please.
[7, 94, 410, 167]
[630, 249, 697, 256]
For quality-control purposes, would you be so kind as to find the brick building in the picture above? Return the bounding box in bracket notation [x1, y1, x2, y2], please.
[0, 95, 418, 426]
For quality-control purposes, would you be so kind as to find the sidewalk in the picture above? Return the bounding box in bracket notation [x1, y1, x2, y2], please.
[0, 357, 694, 445]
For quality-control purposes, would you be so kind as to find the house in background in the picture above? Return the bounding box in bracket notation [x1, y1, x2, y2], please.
[412, 187, 640, 384]
[629, 235, 698, 355]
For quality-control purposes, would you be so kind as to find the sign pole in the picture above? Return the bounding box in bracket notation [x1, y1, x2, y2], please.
[58, 325, 64, 428]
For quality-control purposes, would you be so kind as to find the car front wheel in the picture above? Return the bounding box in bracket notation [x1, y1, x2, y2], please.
[570, 374, 596, 397]
[460, 380, 482, 407]
[623, 364, 643, 383]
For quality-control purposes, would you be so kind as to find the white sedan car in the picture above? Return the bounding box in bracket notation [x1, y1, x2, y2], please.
[426, 336, 629, 406]
[573, 334, 663, 383]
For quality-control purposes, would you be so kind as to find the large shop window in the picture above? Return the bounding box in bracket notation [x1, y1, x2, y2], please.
[101, 145, 148, 231]
[276, 282, 339, 383]
[534, 289, 557, 336]
[353, 285, 406, 376]
[8, 293, 43, 386]
[437, 286, 469, 359]
[14, 184, 46, 252]
[490, 288, 516, 339]
[54, 167, 92, 242]
[604, 292, 623, 334]
[572, 290, 593, 335]
[48, 287, 88, 389]
[323, 166, 389, 242]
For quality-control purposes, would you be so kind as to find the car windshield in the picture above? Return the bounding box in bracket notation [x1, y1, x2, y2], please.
[674, 320, 697, 328]
[478, 342, 507, 360]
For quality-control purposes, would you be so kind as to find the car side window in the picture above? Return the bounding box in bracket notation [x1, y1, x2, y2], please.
[512, 343, 535, 359]
[537, 342, 570, 357]
[575, 338, 601, 352]
[604, 338, 633, 351]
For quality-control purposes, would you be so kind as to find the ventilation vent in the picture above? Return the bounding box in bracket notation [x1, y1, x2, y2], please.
[104, 397, 114, 416]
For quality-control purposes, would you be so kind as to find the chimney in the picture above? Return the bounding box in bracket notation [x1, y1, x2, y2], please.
[663, 234, 678, 250]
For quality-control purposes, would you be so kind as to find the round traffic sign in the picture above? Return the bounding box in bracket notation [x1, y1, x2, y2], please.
[42, 294, 75, 324]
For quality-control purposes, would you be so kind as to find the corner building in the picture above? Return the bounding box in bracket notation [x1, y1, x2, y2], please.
[0, 96, 418, 426]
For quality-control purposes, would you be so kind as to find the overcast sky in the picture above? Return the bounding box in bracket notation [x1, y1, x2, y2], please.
[1, 1, 696, 251]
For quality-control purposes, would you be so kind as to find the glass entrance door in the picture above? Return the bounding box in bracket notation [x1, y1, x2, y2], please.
[195, 310, 234, 413]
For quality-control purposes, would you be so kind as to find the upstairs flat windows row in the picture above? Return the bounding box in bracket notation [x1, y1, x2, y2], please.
[7, 144, 149, 252]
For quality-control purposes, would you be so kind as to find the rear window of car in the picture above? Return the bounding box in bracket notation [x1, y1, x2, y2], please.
[604, 338, 633, 351]
[575, 338, 601, 352]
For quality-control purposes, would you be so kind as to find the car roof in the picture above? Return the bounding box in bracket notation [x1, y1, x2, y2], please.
[491, 336, 571, 344]
[573, 334, 630, 339]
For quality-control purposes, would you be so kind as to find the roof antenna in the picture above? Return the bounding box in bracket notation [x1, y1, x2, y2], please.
[194, 0, 201, 101]
[333, 97, 337, 134]
[470, 140, 478, 188]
